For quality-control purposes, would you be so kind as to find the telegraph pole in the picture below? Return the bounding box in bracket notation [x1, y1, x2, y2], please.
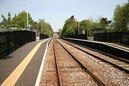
[41, 20, 42, 33]
[40, 19, 45, 34]
[78, 22, 80, 35]
[43, 19, 45, 34]
[26, 0, 29, 30]
[27, 12, 28, 29]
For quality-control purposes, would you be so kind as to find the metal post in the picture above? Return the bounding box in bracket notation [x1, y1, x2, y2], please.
[38, 19, 41, 39]
[78, 22, 80, 35]
[39, 19, 42, 35]
[27, 12, 28, 29]
[26, 0, 29, 30]
[43, 19, 45, 34]
[41, 20, 42, 32]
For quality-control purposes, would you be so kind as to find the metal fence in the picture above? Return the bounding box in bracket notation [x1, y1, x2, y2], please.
[40, 34, 49, 39]
[0, 30, 36, 58]
[94, 32, 129, 46]
[64, 34, 87, 39]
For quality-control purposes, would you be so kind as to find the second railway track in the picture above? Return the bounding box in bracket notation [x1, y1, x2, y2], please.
[53, 39, 105, 86]
[61, 39, 129, 73]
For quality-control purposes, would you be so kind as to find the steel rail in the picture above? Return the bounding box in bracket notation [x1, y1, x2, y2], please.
[53, 40, 63, 86]
[57, 40, 105, 86]
[61, 39, 129, 73]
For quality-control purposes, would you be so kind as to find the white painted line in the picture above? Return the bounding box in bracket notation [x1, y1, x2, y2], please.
[35, 38, 51, 86]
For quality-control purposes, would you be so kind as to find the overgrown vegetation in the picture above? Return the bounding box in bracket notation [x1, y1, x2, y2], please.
[113, 3, 129, 32]
[61, 3, 129, 37]
[0, 11, 53, 36]
[62, 16, 78, 37]
[37, 19, 53, 37]
[61, 16, 108, 37]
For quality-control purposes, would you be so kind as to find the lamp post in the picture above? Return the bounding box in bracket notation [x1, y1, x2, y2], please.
[43, 19, 45, 34]
[39, 19, 42, 34]
[40, 19, 45, 34]
[27, 12, 28, 29]
[77, 22, 80, 35]
[26, 0, 29, 30]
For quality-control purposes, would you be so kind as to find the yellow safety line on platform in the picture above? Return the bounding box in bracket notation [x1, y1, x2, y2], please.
[1, 39, 48, 86]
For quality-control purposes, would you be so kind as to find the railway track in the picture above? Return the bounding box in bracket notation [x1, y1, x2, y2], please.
[40, 40, 58, 85]
[57, 39, 129, 85]
[60, 39, 129, 73]
[53, 40, 62, 86]
[41, 39, 129, 86]
[53, 39, 105, 86]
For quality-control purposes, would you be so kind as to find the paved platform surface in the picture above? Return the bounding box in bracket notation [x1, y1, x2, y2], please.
[65, 38, 129, 52]
[0, 39, 49, 86]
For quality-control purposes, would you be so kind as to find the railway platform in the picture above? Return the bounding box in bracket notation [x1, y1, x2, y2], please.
[0, 39, 50, 86]
[0, 38, 129, 86]
[64, 38, 129, 52]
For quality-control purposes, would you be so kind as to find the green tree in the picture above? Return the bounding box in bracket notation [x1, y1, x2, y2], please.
[62, 16, 77, 37]
[58, 28, 62, 37]
[11, 14, 19, 29]
[0, 12, 12, 29]
[12, 11, 34, 30]
[99, 18, 111, 29]
[113, 3, 129, 32]
[38, 19, 53, 36]
[79, 20, 87, 34]
[66, 26, 75, 35]
[79, 19, 100, 36]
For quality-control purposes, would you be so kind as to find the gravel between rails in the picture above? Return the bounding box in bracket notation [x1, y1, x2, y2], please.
[61, 39, 129, 72]
[58, 39, 129, 86]
[54, 40, 98, 86]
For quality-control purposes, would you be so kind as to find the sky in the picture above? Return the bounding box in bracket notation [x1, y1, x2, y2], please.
[0, 0, 128, 32]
